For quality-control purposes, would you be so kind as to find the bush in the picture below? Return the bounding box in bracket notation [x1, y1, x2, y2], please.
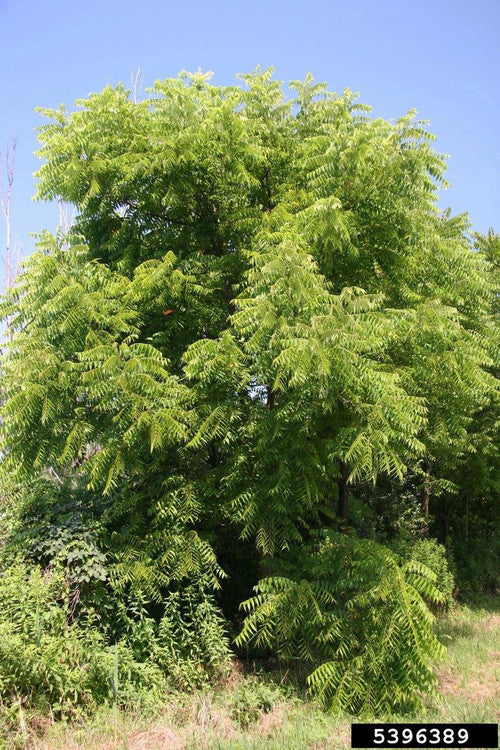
[236, 532, 445, 715]
[0, 562, 113, 717]
[390, 536, 455, 609]
[152, 585, 232, 689]
[229, 678, 281, 728]
[450, 533, 500, 598]
[0, 560, 231, 725]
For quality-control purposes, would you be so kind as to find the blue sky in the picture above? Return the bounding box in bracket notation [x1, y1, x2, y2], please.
[1, 0, 499, 261]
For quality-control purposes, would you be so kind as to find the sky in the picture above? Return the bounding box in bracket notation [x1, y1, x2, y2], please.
[0, 0, 499, 263]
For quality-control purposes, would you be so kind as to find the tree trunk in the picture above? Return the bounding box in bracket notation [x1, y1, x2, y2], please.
[443, 500, 451, 540]
[464, 496, 470, 544]
[421, 461, 431, 536]
[337, 461, 350, 526]
[267, 387, 275, 410]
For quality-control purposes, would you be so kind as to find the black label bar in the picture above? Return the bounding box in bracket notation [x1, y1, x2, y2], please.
[351, 723, 498, 748]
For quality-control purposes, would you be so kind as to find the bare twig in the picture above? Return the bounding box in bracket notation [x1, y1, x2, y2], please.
[130, 66, 144, 104]
[0, 136, 17, 289]
[58, 199, 75, 234]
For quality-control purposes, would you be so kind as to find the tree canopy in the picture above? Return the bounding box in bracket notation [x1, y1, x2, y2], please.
[0, 68, 498, 714]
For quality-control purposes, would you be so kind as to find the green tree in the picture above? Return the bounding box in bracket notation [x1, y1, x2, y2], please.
[0, 68, 497, 712]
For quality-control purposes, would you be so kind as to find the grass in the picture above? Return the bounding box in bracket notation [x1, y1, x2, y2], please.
[3, 596, 499, 750]
[427, 596, 499, 724]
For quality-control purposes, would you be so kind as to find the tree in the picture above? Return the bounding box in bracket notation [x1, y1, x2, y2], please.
[428, 228, 500, 593]
[0, 68, 497, 713]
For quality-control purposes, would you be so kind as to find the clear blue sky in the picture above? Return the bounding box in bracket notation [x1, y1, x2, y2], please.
[1, 0, 499, 259]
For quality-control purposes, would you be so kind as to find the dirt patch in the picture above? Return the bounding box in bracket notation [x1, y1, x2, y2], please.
[438, 664, 499, 704]
[255, 702, 285, 739]
[219, 659, 245, 691]
[314, 723, 351, 749]
[128, 727, 183, 750]
[438, 668, 462, 697]
[464, 681, 498, 702]
[482, 614, 500, 632]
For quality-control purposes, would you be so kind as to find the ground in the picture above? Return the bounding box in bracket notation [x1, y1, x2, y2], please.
[6, 597, 499, 750]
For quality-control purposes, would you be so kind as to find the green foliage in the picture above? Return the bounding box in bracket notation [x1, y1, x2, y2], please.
[0, 562, 120, 717]
[237, 532, 445, 715]
[391, 536, 455, 609]
[153, 585, 232, 689]
[0, 560, 231, 723]
[0, 68, 497, 721]
[449, 528, 500, 598]
[229, 678, 281, 728]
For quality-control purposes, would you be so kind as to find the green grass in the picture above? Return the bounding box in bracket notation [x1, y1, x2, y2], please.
[425, 596, 499, 724]
[3, 596, 498, 750]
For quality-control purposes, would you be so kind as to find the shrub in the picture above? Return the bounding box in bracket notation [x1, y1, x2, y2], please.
[229, 678, 281, 728]
[152, 585, 232, 689]
[0, 562, 112, 717]
[236, 532, 445, 715]
[390, 536, 455, 609]
[0, 561, 230, 723]
[450, 533, 500, 598]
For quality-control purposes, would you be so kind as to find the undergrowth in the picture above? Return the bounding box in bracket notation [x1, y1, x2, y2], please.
[1, 596, 497, 749]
